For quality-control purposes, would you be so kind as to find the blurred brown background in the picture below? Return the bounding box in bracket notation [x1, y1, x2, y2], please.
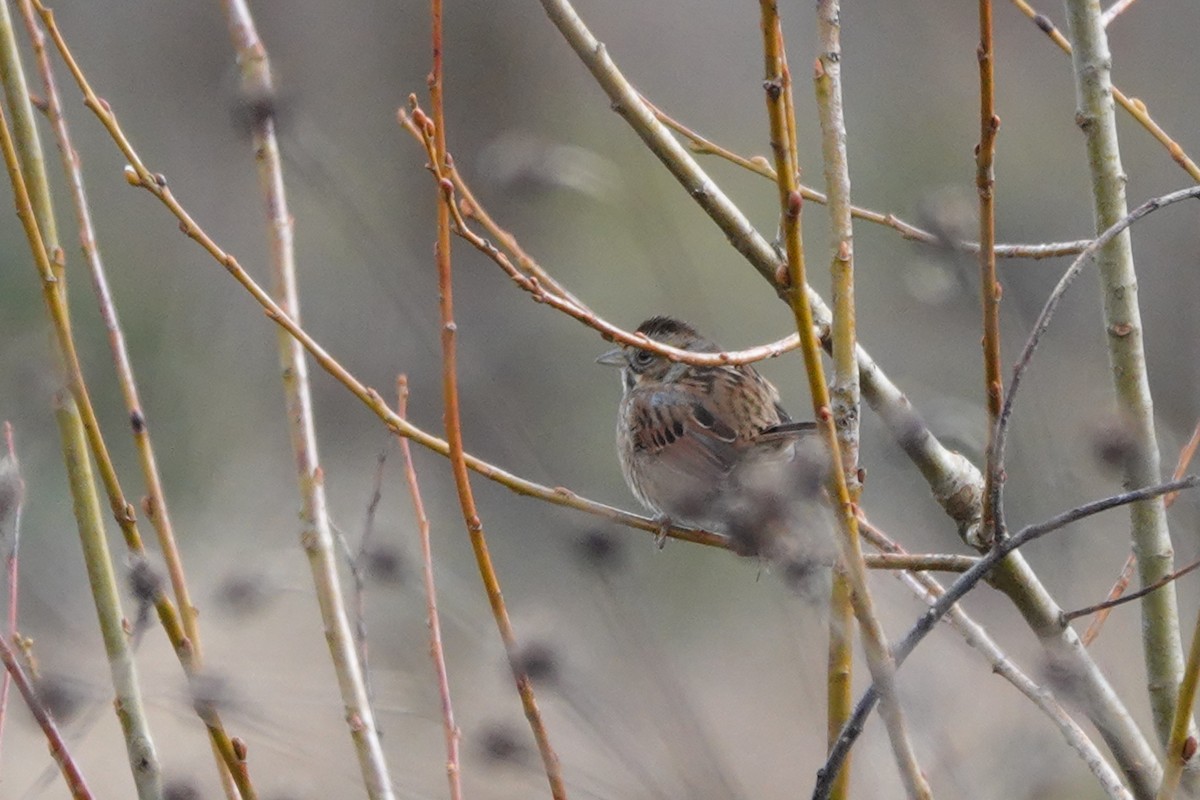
[1, 0, 1198, 797]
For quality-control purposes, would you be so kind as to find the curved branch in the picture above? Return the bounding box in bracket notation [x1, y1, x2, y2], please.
[816, 476, 1198, 799]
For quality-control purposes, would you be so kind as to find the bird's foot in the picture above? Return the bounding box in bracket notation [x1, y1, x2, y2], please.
[653, 516, 672, 550]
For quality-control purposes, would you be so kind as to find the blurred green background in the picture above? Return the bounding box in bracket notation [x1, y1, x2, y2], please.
[1, 1, 1198, 797]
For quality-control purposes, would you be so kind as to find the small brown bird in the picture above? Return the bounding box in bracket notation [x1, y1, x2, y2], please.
[598, 316, 825, 556]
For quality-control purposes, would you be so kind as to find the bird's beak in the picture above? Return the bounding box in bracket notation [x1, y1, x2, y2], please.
[596, 347, 624, 367]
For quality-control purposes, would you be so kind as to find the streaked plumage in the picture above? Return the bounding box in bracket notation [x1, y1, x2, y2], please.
[598, 316, 822, 556]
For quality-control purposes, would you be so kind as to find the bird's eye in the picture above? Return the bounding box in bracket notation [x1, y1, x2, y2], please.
[633, 349, 655, 367]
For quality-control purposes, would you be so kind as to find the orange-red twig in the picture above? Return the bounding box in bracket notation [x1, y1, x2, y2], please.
[977, 0, 1005, 544]
[0, 633, 92, 799]
[400, 106, 801, 369]
[427, 1, 566, 796]
[1069, 555, 1200, 625]
[0, 422, 23, 759]
[1081, 553, 1138, 647]
[1165, 421, 1200, 508]
[396, 376, 462, 800]
[1083, 419, 1200, 646]
[1011, 0, 1200, 182]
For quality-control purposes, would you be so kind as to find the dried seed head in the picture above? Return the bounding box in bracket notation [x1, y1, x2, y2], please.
[477, 722, 530, 766]
[189, 671, 235, 724]
[215, 569, 276, 617]
[0, 453, 22, 541]
[363, 543, 408, 586]
[572, 530, 626, 575]
[1040, 648, 1088, 708]
[35, 674, 86, 723]
[780, 557, 832, 604]
[163, 778, 201, 800]
[1087, 413, 1138, 473]
[917, 186, 976, 251]
[127, 555, 164, 605]
[513, 640, 560, 687]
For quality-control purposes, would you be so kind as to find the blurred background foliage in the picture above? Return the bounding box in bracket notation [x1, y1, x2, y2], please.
[0, 0, 1198, 797]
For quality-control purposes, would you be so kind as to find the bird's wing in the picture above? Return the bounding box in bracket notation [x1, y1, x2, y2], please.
[628, 385, 742, 483]
[758, 419, 819, 442]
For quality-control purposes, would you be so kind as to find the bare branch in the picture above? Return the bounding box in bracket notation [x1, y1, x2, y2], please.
[816, 476, 1198, 798]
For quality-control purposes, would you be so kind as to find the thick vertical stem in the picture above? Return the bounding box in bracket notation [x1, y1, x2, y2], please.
[815, 0, 859, 483]
[0, 13, 161, 792]
[1156, 606, 1200, 799]
[1064, 0, 1186, 750]
[56, 396, 162, 799]
[221, 1, 393, 796]
[825, 569, 854, 800]
[814, 4, 858, 797]
[760, 3, 930, 797]
[0, 0, 56, 257]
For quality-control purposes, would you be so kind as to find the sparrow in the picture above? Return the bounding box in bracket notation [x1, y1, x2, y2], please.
[598, 316, 825, 557]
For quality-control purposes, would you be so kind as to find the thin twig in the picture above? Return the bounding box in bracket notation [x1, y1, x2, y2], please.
[976, 0, 1005, 545]
[646, 98, 1090, 261]
[14, 7, 239, 791]
[1010, 0, 1200, 182]
[395, 376, 463, 800]
[864, 553, 976, 572]
[52, 393, 163, 798]
[427, 1, 565, 795]
[1082, 553, 1138, 647]
[0, 0, 56, 249]
[825, 565, 854, 798]
[360, 448, 388, 562]
[815, 0, 861, 490]
[1158, 604, 1200, 799]
[859, 516, 1133, 800]
[401, 106, 802, 368]
[0, 422, 24, 759]
[1082, 419, 1200, 645]
[17, 0, 205, 658]
[0, 633, 93, 799]
[344, 446, 388, 709]
[1067, 556, 1200, 624]
[333, 526, 371, 704]
[1165, 422, 1200, 508]
[12, 9, 259, 793]
[1042, 0, 1186, 742]
[220, 1, 393, 795]
[992, 186, 1200, 567]
[1100, 0, 1141, 27]
[815, 476, 1198, 799]
[0, 11, 167, 789]
[450, 169, 589, 311]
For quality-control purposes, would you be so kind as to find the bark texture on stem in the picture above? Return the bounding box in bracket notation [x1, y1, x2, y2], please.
[814, 4, 859, 797]
[221, 2, 394, 796]
[1064, 0, 1186, 751]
